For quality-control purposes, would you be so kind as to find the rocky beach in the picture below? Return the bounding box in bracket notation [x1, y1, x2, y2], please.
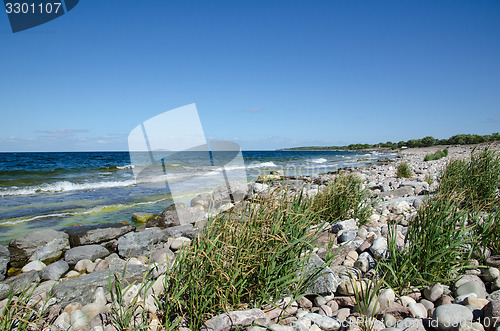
[0, 142, 499, 331]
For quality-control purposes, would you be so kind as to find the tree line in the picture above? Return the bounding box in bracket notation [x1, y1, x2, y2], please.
[282, 132, 500, 151]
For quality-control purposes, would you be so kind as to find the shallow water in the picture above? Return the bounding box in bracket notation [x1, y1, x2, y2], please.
[0, 150, 395, 244]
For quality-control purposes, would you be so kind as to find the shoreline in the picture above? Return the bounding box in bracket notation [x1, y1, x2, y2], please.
[0, 142, 498, 330]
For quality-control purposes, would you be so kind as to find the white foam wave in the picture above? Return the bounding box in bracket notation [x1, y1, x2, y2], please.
[0, 179, 137, 197]
[309, 158, 327, 164]
[117, 164, 135, 170]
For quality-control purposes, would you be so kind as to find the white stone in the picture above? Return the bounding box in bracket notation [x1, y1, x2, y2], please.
[22, 260, 46, 272]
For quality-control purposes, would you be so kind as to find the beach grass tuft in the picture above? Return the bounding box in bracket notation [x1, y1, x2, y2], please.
[157, 190, 327, 329]
[396, 162, 413, 178]
[424, 148, 448, 161]
[438, 147, 500, 211]
[380, 195, 474, 293]
[312, 172, 371, 225]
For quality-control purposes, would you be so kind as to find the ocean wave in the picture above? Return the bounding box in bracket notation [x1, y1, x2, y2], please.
[0, 179, 137, 197]
[116, 164, 135, 170]
[309, 158, 327, 164]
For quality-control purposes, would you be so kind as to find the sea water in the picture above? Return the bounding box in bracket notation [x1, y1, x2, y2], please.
[0, 150, 393, 244]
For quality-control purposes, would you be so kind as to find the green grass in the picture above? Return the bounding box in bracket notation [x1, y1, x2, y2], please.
[424, 148, 448, 161]
[396, 162, 413, 178]
[312, 172, 371, 225]
[379, 195, 474, 294]
[438, 147, 500, 211]
[157, 191, 328, 329]
[0, 283, 53, 330]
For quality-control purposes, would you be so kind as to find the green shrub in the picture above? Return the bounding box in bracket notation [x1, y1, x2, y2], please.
[424, 148, 448, 161]
[158, 192, 327, 329]
[396, 162, 412, 178]
[379, 195, 474, 293]
[438, 148, 500, 211]
[312, 173, 370, 224]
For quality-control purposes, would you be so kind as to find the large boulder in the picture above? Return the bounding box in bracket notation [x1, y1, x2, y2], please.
[302, 254, 341, 296]
[211, 181, 249, 208]
[117, 228, 168, 258]
[8, 229, 70, 268]
[63, 222, 134, 247]
[0, 246, 10, 281]
[51, 264, 148, 307]
[0, 270, 40, 296]
[158, 204, 206, 227]
[64, 245, 110, 266]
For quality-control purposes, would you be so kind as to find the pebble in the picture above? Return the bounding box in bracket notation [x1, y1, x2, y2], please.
[482, 267, 500, 282]
[432, 304, 473, 331]
[70, 309, 89, 330]
[22, 260, 46, 272]
[424, 283, 444, 302]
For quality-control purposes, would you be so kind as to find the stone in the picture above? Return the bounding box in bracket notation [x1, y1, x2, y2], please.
[331, 219, 357, 234]
[464, 297, 488, 309]
[8, 229, 70, 268]
[63, 223, 134, 247]
[354, 257, 370, 273]
[381, 314, 397, 327]
[82, 302, 109, 321]
[40, 260, 69, 281]
[64, 245, 110, 266]
[201, 308, 267, 331]
[424, 283, 444, 302]
[435, 295, 454, 306]
[482, 300, 500, 330]
[170, 236, 191, 250]
[296, 296, 313, 309]
[164, 224, 196, 239]
[211, 181, 249, 208]
[65, 270, 80, 278]
[71, 309, 90, 330]
[22, 260, 46, 272]
[432, 304, 473, 331]
[483, 267, 500, 282]
[159, 204, 207, 227]
[0, 246, 9, 281]
[379, 187, 414, 199]
[455, 274, 483, 289]
[379, 289, 396, 311]
[64, 302, 83, 316]
[456, 281, 487, 299]
[52, 264, 148, 307]
[302, 254, 341, 296]
[408, 302, 426, 318]
[337, 280, 366, 296]
[75, 259, 93, 272]
[303, 313, 341, 331]
[151, 247, 175, 264]
[1, 270, 39, 293]
[117, 228, 168, 258]
[337, 231, 357, 243]
[369, 237, 388, 259]
[396, 318, 425, 331]
[132, 212, 155, 223]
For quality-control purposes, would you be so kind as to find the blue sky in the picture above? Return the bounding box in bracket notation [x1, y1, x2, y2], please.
[0, 0, 499, 151]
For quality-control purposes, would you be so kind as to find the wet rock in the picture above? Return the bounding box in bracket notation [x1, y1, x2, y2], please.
[8, 229, 69, 268]
[63, 223, 134, 247]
